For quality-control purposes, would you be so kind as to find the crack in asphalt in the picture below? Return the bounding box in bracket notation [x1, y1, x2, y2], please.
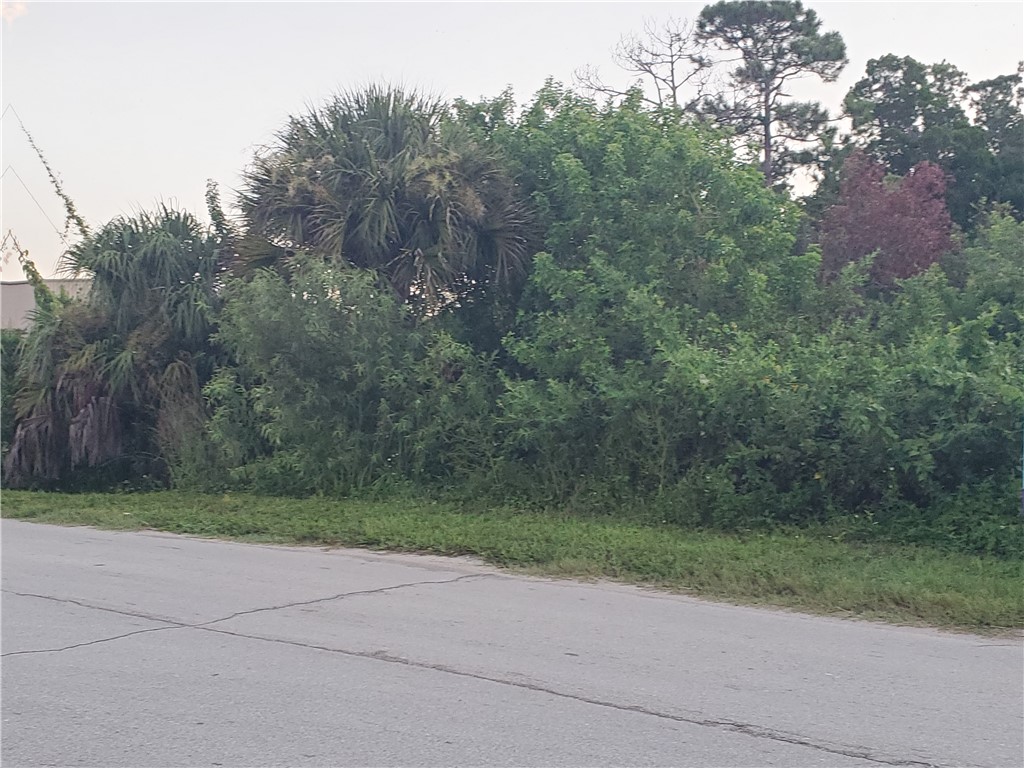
[1, 624, 183, 657]
[194, 573, 490, 628]
[192, 624, 943, 768]
[1, 591, 188, 626]
[4, 581, 948, 768]
[0, 574, 489, 657]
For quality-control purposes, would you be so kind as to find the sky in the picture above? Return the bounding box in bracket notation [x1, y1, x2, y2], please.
[2, 1, 1022, 280]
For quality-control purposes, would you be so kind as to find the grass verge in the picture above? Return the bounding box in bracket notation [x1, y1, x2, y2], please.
[2, 490, 1021, 631]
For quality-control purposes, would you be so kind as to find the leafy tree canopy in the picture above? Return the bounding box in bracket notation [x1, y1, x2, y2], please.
[820, 152, 956, 291]
[457, 82, 804, 327]
[696, 0, 847, 186]
[845, 55, 1024, 227]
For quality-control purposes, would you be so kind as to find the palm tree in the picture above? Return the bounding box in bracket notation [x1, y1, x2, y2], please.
[238, 85, 531, 313]
[3, 207, 222, 488]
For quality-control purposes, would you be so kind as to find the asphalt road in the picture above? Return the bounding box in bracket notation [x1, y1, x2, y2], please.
[2, 520, 1021, 768]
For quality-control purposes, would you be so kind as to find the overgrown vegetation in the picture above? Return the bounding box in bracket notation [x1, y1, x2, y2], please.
[2, 2, 1021, 584]
[4, 491, 1021, 630]
[2, 328, 24, 459]
[3, 209, 223, 489]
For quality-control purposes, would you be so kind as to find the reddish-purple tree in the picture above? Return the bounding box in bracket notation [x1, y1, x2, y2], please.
[820, 151, 955, 289]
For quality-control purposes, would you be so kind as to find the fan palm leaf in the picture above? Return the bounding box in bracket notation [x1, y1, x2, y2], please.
[238, 85, 532, 314]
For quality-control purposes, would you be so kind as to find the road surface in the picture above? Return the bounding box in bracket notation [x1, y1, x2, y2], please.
[2, 519, 1021, 767]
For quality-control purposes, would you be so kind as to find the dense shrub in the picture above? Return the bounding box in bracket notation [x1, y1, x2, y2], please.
[1, 328, 24, 462]
[203, 259, 499, 495]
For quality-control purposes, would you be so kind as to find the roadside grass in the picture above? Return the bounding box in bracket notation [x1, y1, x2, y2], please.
[2, 490, 1021, 631]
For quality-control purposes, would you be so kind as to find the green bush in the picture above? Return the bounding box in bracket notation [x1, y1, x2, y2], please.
[1, 328, 24, 463]
[204, 259, 500, 496]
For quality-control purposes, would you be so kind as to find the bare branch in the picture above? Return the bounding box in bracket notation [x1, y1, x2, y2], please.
[573, 16, 712, 111]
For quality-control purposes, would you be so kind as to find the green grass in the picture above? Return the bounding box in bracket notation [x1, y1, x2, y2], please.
[3, 490, 1021, 632]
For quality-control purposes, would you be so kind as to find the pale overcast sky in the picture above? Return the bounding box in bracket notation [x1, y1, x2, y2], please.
[2, 1, 1022, 279]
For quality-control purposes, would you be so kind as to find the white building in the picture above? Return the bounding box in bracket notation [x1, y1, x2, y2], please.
[1, 279, 91, 330]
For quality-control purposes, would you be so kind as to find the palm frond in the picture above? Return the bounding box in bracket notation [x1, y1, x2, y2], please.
[237, 84, 534, 314]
